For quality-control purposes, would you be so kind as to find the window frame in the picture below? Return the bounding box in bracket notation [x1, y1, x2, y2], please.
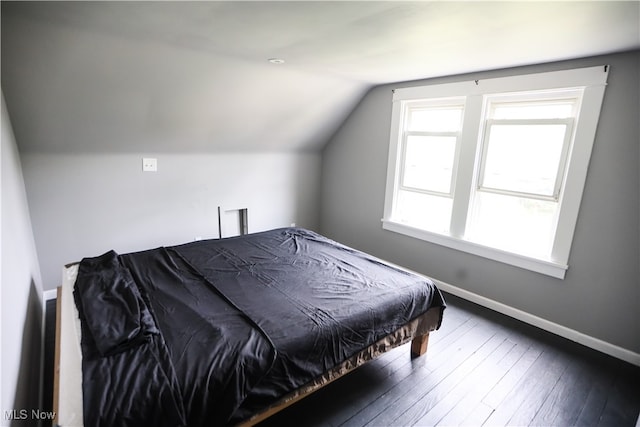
[399, 133, 458, 197]
[382, 66, 609, 279]
[398, 99, 465, 196]
[477, 118, 574, 200]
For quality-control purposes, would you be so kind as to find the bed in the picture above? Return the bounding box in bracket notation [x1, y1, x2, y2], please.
[54, 227, 445, 426]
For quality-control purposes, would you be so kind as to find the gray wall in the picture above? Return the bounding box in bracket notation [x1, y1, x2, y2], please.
[22, 151, 321, 291]
[320, 51, 640, 354]
[1, 92, 44, 420]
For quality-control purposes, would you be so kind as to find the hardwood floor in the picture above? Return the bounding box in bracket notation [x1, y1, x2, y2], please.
[258, 293, 640, 427]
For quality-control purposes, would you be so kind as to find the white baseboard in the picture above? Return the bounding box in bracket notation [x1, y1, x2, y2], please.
[434, 279, 640, 367]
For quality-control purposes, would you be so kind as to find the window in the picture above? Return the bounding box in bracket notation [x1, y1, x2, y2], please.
[394, 99, 464, 234]
[383, 66, 609, 279]
[467, 93, 578, 260]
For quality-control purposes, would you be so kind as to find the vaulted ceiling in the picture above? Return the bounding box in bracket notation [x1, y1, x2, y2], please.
[2, 1, 639, 153]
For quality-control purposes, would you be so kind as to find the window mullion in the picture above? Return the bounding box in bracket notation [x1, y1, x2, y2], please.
[477, 187, 559, 202]
[449, 95, 483, 239]
[407, 130, 459, 137]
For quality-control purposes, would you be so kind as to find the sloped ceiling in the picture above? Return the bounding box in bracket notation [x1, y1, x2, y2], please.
[2, 1, 639, 153]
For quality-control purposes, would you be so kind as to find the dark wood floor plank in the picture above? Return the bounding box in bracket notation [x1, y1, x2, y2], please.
[395, 332, 511, 426]
[479, 344, 542, 410]
[408, 337, 516, 426]
[573, 367, 614, 427]
[598, 372, 640, 427]
[453, 344, 542, 426]
[436, 339, 526, 426]
[462, 401, 495, 426]
[480, 344, 570, 426]
[530, 356, 594, 426]
[358, 320, 502, 426]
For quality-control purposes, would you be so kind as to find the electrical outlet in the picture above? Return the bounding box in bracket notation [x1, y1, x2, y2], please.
[142, 158, 157, 172]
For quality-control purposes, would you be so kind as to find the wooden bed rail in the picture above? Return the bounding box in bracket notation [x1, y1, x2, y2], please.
[238, 332, 431, 426]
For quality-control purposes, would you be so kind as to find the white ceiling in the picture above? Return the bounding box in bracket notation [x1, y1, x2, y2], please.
[2, 1, 639, 153]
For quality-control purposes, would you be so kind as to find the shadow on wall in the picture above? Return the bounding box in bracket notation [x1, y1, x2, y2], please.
[292, 154, 321, 231]
[7, 281, 43, 427]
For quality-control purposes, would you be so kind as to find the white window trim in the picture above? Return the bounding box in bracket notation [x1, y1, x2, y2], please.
[383, 66, 609, 279]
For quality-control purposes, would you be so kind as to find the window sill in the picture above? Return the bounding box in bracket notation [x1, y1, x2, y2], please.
[381, 219, 568, 279]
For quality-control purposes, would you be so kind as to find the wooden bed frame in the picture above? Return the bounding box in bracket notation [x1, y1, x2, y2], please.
[238, 310, 437, 426]
[53, 264, 439, 426]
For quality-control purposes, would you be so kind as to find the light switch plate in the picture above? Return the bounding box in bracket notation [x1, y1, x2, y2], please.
[142, 158, 157, 172]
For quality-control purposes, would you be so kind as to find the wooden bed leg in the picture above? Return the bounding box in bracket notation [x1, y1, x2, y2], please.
[411, 333, 429, 357]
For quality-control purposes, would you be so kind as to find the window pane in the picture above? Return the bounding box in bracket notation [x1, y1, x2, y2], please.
[403, 135, 456, 194]
[467, 192, 557, 259]
[492, 102, 574, 119]
[482, 124, 566, 196]
[395, 190, 452, 234]
[409, 107, 463, 132]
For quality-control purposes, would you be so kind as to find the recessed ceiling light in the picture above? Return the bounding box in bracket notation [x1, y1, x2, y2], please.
[268, 58, 285, 64]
